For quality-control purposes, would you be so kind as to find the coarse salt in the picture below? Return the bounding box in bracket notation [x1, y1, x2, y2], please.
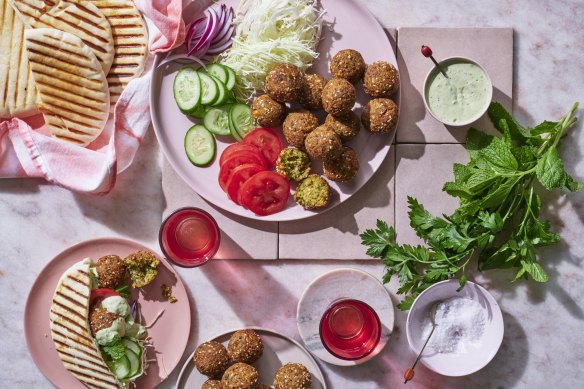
[421, 296, 486, 354]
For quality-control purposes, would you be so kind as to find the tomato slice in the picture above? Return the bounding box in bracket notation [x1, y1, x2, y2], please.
[220, 143, 265, 166]
[239, 171, 291, 216]
[243, 128, 283, 167]
[90, 288, 121, 308]
[219, 153, 267, 191]
[225, 164, 266, 205]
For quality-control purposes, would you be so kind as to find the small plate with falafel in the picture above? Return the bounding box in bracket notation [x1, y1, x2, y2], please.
[24, 237, 191, 389]
[177, 327, 327, 389]
[152, 0, 399, 221]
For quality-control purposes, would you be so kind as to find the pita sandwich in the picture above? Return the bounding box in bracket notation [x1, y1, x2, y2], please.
[88, 0, 149, 107]
[8, 0, 115, 74]
[0, 0, 38, 118]
[25, 28, 110, 146]
[49, 258, 122, 389]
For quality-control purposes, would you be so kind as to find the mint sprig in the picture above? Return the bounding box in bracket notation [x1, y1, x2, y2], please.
[361, 102, 581, 309]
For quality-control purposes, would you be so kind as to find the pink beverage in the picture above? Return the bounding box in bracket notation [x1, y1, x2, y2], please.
[319, 299, 381, 360]
[159, 208, 220, 267]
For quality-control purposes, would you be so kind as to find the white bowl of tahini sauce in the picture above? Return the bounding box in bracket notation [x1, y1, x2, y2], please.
[423, 57, 493, 126]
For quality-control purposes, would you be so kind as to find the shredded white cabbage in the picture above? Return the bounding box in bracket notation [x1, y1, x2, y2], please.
[219, 0, 324, 101]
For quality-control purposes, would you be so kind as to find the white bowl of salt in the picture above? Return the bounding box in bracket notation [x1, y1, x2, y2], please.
[406, 279, 504, 376]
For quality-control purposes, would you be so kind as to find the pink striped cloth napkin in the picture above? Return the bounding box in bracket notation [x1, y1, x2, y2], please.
[0, 0, 185, 194]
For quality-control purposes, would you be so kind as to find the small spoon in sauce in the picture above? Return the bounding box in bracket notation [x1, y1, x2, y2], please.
[421, 45, 448, 78]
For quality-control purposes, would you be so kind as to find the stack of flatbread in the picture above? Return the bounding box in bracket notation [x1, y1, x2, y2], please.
[0, 0, 148, 147]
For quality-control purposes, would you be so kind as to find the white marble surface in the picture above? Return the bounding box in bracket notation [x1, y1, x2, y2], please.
[1, 1, 584, 389]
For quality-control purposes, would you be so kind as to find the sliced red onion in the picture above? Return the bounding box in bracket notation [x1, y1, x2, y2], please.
[182, 3, 235, 60]
[157, 53, 209, 69]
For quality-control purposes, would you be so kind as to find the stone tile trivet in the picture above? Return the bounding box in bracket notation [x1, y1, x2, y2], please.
[396, 28, 513, 143]
[394, 143, 469, 245]
[296, 268, 394, 366]
[162, 158, 278, 260]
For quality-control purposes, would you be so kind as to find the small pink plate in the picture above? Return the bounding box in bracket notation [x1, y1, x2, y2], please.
[24, 237, 191, 388]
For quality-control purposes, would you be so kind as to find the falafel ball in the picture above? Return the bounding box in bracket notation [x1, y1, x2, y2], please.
[361, 98, 399, 134]
[363, 61, 400, 97]
[251, 95, 287, 127]
[324, 112, 360, 142]
[294, 174, 331, 210]
[265, 64, 304, 103]
[330, 49, 366, 84]
[282, 111, 319, 149]
[273, 363, 312, 389]
[202, 379, 224, 389]
[89, 307, 119, 336]
[323, 146, 360, 182]
[194, 341, 231, 378]
[221, 363, 259, 389]
[123, 251, 160, 288]
[95, 255, 128, 289]
[299, 73, 327, 111]
[304, 125, 342, 161]
[276, 148, 312, 181]
[321, 78, 356, 116]
[228, 329, 263, 364]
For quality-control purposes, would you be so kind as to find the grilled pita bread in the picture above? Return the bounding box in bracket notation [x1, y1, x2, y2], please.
[0, 0, 38, 118]
[49, 258, 121, 389]
[8, 0, 115, 74]
[25, 28, 110, 146]
[88, 0, 149, 107]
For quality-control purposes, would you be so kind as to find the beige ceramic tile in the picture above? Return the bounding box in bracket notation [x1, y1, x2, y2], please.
[279, 148, 395, 260]
[394, 144, 469, 245]
[162, 159, 278, 260]
[396, 28, 513, 143]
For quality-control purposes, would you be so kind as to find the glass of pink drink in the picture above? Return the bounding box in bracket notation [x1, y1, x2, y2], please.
[159, 208, 220, 267]
[319, 299, 381, 360]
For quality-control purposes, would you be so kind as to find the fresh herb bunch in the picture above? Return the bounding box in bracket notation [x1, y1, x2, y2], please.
[361, 102, 581, 310]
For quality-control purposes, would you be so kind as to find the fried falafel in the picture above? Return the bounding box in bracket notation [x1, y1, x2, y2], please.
[361, 98, 398, 134]
[330, 49, 366, 84]
[276, 148, 312, 181]
[251, 95, 287, 127]
[265, 64, 304, 103]
[228, 329, 263, 364]
[321, 79, 356, 116]
[324, 112, 360, 142]
[363, 61, 400, 97]
[299, 73, 327, 111]
[123, 251, 160, 288]
[194, 341, 231, 378]
[304, 125, 342, 161]
[95, 255, 128, 289]
[221, 363, 259, 389]
[89, 307, 119, 336]
[273, 363, 312, 389]
[294, 174, 331, 210]
[323, 146, 360, 182]
[282, 111, 319, 149]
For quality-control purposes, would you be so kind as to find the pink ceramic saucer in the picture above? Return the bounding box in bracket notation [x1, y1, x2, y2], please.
[24, 237, 191, 388]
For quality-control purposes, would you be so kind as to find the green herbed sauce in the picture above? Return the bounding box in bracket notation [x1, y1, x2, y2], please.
[425, 60, 490, 124]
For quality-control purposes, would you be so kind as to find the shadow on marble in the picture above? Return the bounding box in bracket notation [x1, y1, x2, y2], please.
[73, 129, 164, 242]
[396, 43, 426, 144]
[214, 225, 254, 260]
[200, 259, 299, 335]
[0, 177, 46, 194]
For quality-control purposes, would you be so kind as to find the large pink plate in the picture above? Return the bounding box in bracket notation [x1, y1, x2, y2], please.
[24, 237, 191, 388]
[151, 0, 399, 221]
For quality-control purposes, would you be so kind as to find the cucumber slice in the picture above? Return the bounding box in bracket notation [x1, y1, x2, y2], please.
[190, 105, 206, 119]
[112, 355, 131, 380]
[223, 65, 237, 91]
[184, 124, 216, 166]
[229, 103, 255, 140]
[204, 107, 231, 136]
[122, 339, 142, 357]
[125, 349, 141, 378]
[207, 63, 229, 85]
[173, 67, 201, 114]
[207, 74, 228, 107]
[198, 71, 220, 106]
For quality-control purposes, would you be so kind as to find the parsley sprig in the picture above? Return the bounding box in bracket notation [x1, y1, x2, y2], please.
[361, 102, 581, 310]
